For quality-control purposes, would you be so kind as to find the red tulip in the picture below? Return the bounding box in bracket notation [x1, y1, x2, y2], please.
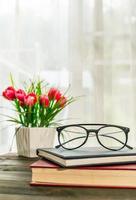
[40, 95, 50, 107]
[15, 89, 26, 102]
[55, 90, 62, 101]
[48, 88, 62, 101]
[2, 86, 16, 100]
[19, 100, 25, 107]
[24, 93, 37, 107]
[58, 96, 67, 107]
[48, 88, 57, 100]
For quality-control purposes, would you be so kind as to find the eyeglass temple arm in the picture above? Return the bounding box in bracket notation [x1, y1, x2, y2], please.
[101, 134, 133, 150]
[55, 134, 133, 150]
[55, 136, 86, 148]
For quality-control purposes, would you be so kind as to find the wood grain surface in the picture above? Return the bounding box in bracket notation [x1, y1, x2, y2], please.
[0, 154, 136, 200]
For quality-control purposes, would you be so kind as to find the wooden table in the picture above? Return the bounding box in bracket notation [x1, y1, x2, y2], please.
[0, 155, 136, 200]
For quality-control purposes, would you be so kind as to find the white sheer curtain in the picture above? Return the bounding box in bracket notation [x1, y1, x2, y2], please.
[0, 0, 136, 153]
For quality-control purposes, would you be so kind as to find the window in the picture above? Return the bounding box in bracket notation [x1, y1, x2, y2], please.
[0, 0, 135, 153]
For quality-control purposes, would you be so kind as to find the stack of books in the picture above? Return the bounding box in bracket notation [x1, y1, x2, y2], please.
[30, 147, 136, 188]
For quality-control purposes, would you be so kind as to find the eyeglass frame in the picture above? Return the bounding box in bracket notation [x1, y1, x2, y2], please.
[55, 123, 133, 151]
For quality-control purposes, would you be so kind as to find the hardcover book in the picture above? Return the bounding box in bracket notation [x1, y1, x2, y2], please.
[31, 159, 136, 188]
[36, 147, 136, 167]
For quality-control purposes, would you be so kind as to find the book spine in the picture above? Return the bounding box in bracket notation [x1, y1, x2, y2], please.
[36, 149, 39, 156]
[30, 182, 136, 189]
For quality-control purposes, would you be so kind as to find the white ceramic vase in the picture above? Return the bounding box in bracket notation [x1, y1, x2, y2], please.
[16, 127, 56, 157]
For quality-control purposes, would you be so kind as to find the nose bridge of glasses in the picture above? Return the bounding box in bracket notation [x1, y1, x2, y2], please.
[88, 129, 97, 134]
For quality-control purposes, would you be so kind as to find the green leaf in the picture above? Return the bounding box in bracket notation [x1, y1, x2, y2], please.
[9, 73, 15, 87]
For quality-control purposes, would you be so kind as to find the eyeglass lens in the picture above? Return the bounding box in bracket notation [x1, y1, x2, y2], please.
[97, 126, 126, 150]
[59, 126, 88, 149]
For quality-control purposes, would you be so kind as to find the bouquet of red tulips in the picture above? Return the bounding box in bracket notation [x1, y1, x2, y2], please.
[2, 79, 75, 127]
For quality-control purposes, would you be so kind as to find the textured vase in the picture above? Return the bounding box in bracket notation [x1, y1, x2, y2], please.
[16, 127, 56, 157]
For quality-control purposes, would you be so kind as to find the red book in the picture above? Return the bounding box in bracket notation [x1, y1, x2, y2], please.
[30, 159, 136, 188]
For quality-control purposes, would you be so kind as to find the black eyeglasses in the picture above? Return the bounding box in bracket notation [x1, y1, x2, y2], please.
[55, 124, 133, 151]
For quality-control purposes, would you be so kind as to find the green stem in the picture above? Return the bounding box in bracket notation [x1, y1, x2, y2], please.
[27, 106, 32, 127]
[14, 100, 24, 126]
[40, 106, 45, 127]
